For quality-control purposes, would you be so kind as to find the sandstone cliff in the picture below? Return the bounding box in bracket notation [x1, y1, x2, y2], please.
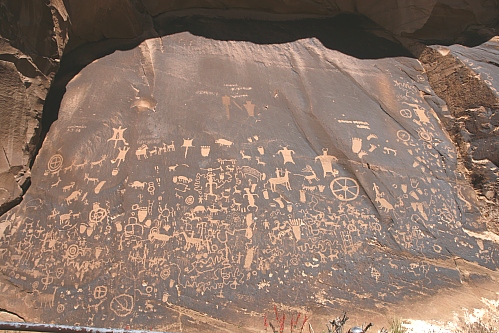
[0, 1, 499, 331]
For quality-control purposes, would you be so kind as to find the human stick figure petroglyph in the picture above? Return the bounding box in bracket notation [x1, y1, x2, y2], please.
[277, 147, 295, 164]
[243, 188, 259, 211]
[181, 139, 194, 158]
[222, 95, 231, 119]
[111, 146, 130, 167]
[315, 148, 338, 177]
[243, 101, 256, 117]
[108, 126, 128, 148]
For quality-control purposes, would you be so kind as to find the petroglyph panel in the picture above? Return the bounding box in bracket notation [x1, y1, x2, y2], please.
[0, 17, 498, 330]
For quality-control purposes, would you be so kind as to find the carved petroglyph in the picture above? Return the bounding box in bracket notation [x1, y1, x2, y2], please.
[215, 139, 233, 147]
[295, 165, 319, 184]
[47, 154, 63, 175]
[268, 169, 292, 192]
[330, 177, 359, 201]
[108, 126, 128, 148]
[373, 183, 394, 213]
[136, 144, 149, 160]
[315, 149, 338, 177]
[181, 139, 194, 158]
[111, 146, 130, 167]
[65, 190, 82, 205]
[276, 147, 295, 164]
[2, 43, 495, 330]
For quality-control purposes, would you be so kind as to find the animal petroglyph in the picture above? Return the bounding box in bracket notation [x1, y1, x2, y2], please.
[295, 165, 319, 184]
[65, 190, 82, 205]
[51, 177, 62, 188]
[240, 150, 251, 160]
[268, 169, 292, 192]
[373, 183, 394, 213]
[129, 181, 146, 190]
[84, 174, 99, 185]
[136, 144, 149, 160]
[215, 139, 234, 147]
[90, 155, 107, 168]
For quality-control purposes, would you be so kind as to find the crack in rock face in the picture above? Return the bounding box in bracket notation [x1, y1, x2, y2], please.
[0, 14, 498, 332]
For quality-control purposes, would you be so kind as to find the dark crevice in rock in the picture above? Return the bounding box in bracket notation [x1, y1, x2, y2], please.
[418, 46, 499, 232]
[0, 196, 22, 218]
[402, 2, 496, 46]
[0, 54, 45, 80]
[153, 13, 414, 59]
[32, 12, 414, 171]
[0, 308, 25, 322]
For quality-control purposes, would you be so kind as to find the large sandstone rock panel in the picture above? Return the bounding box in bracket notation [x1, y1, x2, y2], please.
[1, 17, 498, 331]
[1, 0, 498, 221]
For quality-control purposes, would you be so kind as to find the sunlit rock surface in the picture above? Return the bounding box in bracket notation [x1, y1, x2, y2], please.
[1, 0, 498, 214]
[1, 17, 498, 331]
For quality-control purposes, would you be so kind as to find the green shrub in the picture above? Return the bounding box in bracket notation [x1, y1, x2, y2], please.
[388, 318, 407, 333]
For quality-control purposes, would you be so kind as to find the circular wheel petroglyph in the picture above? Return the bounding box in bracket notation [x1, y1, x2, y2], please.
[330, 177, 359, 201]
[397, 130, 411, 142]
[94, 286, 108, 299]
[400, 109, 412, 118]
[160, 267, 171, 280]
[418, 129, 433, 142]
[185, 195, 194, 205]
[110, 294, 134, 317]
[48, 154, 63, 172]
[89, 206, 107, 223]
[66, 244, 79, 260]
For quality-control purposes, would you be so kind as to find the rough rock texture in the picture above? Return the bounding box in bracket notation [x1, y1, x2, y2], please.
[418, 39, 499, 232]
[0, 0, 60, 215]
[0, 1, 499, 332]
[0, 0, 498, 214]
[1, 15, 499, 332]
